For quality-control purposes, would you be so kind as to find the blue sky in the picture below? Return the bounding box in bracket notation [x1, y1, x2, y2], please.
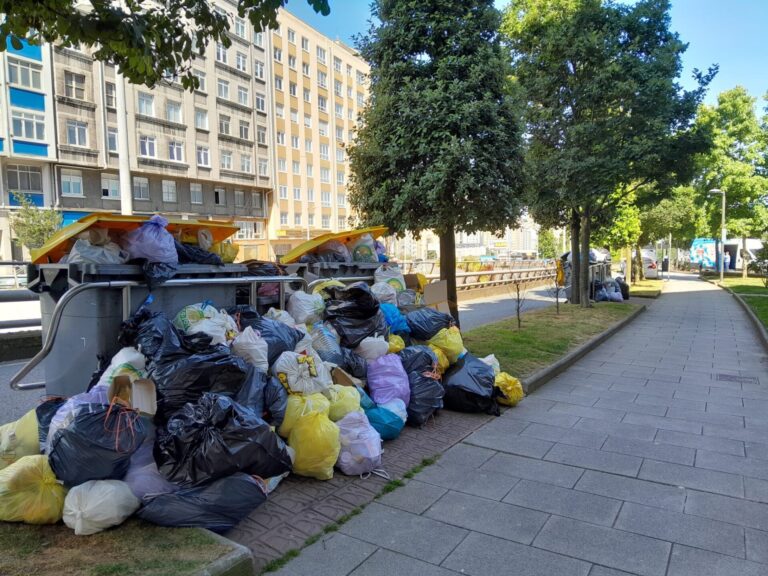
[286, 0, 768, 106]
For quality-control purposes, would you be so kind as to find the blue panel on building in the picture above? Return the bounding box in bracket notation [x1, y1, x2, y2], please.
[61, 211, 91, 227]
[12, 140, 48, 156]
[5, 37, 42, 61]
[9, 192, 44, 207]
[9, 87, 45, 111]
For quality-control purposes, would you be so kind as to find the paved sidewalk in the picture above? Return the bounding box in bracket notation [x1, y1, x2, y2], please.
[273, 274, 768, 576]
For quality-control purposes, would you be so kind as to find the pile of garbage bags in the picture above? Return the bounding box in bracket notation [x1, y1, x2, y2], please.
[0, 266, 525, 536]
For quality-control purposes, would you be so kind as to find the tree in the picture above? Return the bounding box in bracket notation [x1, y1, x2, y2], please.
[503, 0, 713, 306]
[695, 87, 768, 278]
[348, 0, 525, 323]
[537, 228, 558, 259]
[0, 0, 329, 90]
[10, 193, 63, 250]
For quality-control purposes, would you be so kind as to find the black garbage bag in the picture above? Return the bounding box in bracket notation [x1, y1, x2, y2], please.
[326, 282, 380, 319]
[442, 353, 499, 416]
[48, 403, 147, 487]
[226, 305, 261, 331]
[137, 473, 267, 533]
[406, 308, 455, 341]
[234, 368, 288, 427]
[35, 397, 66, 449]
[175, 240, 223, 265]
[399, 346, 444, 426]
[154, 393, 292, 487]
[341, 348, 368, 379]
[328, 309, 389, 349]
[248, 316, 304, 365]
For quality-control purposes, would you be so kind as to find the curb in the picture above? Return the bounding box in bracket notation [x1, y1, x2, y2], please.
[712, 284, 768, 352]
[195, 530, 255, 576]
[522, 304, 647, 394]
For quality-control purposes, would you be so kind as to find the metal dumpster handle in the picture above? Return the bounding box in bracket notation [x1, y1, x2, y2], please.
[10, 275, 307, 391]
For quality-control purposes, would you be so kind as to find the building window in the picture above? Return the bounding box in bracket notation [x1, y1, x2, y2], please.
[276, 104, 284, 118]
[290, 109, 298, 123]
[8, 58, 42, 89]
[193, 69, 206, 91]
[239, 120, 249, 140]
[303, 88, 311, 103]
[258, 158, 268, 176]
[257, 125, 267, 144]
[255, 93, 266, 112]
[304, 115, 312, 128]
[196, 145, 210, 167]
[319, 144, 329, 160]
[107, 127, 118, 152]
[240, 154, 252, 173]
[162, 180, 177, 202]
[337, 193, 346, 206]
[334, 80, 342, 96]
[336, 171, 345, 185]
[64, 71, 86, 100]
[289, 82, 297, 97]
[217, 79, 229, 99]
[235, 189, 245, 207]
[316, 46, 326, 64]
[138, 135, 156, 157]
[317, 71, 327, 88]
[287, 28, 296, 43]
[101, 174, 119, 198]
[168, 140, 184, 162]
[273, 48, 282, 62]
[307, 188, 315, 202]
[254, 60, 264, 80]
[302, 62, 310, 76]
[66, 120, 87, 147]
[275, 75, 283, 91]
[291, 135, 299, 149]
[138, 92, 154, 116]
[219, 114, 230, 135]
[306, 164, 314, 177]
[335, 103, 343, 118]
[334, 57, 342, 73]
[308, 213, 315, 226]
[280, 212, 288, 226]
[321, 190, 331, 205]
[322, 215, 330, 228]
[7, 165, 42, 193]
[7, 109, 41, 141]
[195, 108, 208, 130]
[214, 187, 226, 206]
[336, 148, 345, 162]
[279, 185, 287, 199]
[288, 55, 297, 70]
[238, 86, 249, 106]
[253, 32, 264, 47]
[301, 37, 309, 51]
[235, 17, 246, 38]
[105, 82, 116, 108]
[276, 131, 285, 145]
[319, 121, 328, 136]
[190, 182, 203, 204]
[294, 213, 302, 226]
[292, 160, 300, 175]
[293, 187, 301, 200]
[278, 158, 287, 172]
[305, 139, 312, 152]
[133, 176, 149, 200]
[166, 100, 182, 123]
[220, 151, 232, 170]
[61, 169, 83, 197]
[216, 42, 227, 64]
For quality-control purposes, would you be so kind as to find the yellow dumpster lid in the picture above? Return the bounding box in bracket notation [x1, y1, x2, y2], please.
[279, 226, 388, 264]
[31, 213, 240, 264]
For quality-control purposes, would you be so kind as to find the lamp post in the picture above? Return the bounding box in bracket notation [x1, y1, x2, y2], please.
[708, 189, 726, 283]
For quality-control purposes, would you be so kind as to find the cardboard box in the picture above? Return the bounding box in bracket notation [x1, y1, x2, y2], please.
[332, 367, 363, 388]
[109, 375, 157, 415]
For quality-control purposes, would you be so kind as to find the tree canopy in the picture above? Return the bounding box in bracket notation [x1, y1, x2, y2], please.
[0, 0, 329, 90]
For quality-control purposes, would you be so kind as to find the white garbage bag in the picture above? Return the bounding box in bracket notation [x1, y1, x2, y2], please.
[287, 291, 325, 325]
[336, 412, 383, 476]
[371, 282, 398, 306]
[63, 480, 140, 535]
[355, 337, 390, 362]
[272, 350, 332, 394]
[231, 326, 270, 372]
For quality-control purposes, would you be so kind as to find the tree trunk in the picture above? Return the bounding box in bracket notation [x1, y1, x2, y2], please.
[439, 228, 460, 326]
[570, 209, 581, 305]
[579, 206, 591, 308]
[742, 235, 748, 279]
[634, 244, 645, 282]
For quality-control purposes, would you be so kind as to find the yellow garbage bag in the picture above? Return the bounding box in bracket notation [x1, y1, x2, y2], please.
[323, 384, 361, 422]
[0, 455, 67, 524]
[388, 334, 405, 354]
[428, 327, 466, 364]
[0, 409, 39, 471]
[288, 413, 340, 480]
[428, 344, 450, 375]
[278, 393, 330, 439]
[495, 373, 524, 407]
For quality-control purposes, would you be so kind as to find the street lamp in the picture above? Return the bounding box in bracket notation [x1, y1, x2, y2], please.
[708, 188, 726, 283]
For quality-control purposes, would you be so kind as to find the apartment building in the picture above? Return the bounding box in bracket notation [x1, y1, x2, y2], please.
[268, 10, 370, 257]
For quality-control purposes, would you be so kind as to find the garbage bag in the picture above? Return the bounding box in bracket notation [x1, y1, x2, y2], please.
[120, 215, 178, 264]
[124, 442, 178, 501]
[323, 384, 361, 422]
[138, 473, 267, 533]
[173, 302, 238, 346]
[367, 354, 410, 407]
[63, 480, 140, 535]
[350, 233, 378, 263]
[278, 393, 330, 439]
[66, 239, 129, 264]
[336, 412, 383, 476]
[495, 373, 525, 407]
[318, 240, 352, 262]
[35, 397, 66, 452]
[371, 282, 398, 306]
[0, 455, 66, 524]
[48, 403, 146, 487]
[45, 386, 109, 453]
[364, 406, 404, 441]
[428, 327, 466, 364]
[1, 409, 40, 470]
[155, 394, 292, 487]
[380, 303, 410, 333]
[310, 323, 345, 366]
[380, 399, 407, 423]
[406, 308, 455, 341]
[94, 347, 147, 390]
[443, 354, 499, 416]
[355, 336, 390, 362]
[288, 412, 340, 480]
[341, 348, 368, 380]
[226, 305, 261, 331]
[271, 350, 332, 395]
[388, 334, 405, 354]
[287, 291, 325, 325]
[374, 264, 406, 292]
[249, 317, 305, 365]
[175, 240, 223, 265]
[479, 354, 501, 376]
[399, 345, 444, 426]
[232, 326, 270, 372]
